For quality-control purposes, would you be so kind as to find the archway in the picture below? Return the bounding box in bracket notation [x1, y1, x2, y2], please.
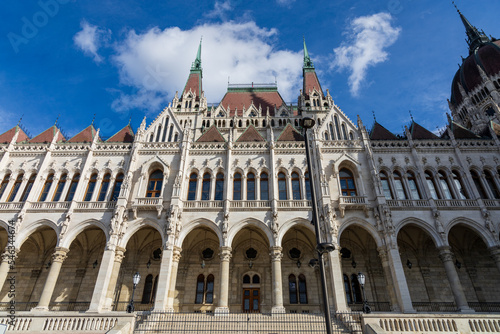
[398, 224, 454, 312]
[281, 225, 319, 312]
[50, 227, 106, 311]
[0, 227, 57, 310]
[176, 227, 220, 312]
[339, 225, 390, 311]
[448, 224, 500, 311]
[114, 227, 162, 311]
[231, 226, 270, 312]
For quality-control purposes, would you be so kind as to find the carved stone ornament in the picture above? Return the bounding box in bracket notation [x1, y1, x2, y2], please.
[270, 247, 283, 261]
[219, 247, 232, 262]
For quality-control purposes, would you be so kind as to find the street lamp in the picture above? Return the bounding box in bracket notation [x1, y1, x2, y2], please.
[127, 272, 141, 313]
[357, 272, 371, 314]
[302, 117, 334, 334]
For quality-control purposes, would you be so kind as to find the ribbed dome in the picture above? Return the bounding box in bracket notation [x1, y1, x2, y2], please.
[451, 40, 500, 106]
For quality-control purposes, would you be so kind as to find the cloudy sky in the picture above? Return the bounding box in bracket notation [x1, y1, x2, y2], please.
[0, 0, 499, 139]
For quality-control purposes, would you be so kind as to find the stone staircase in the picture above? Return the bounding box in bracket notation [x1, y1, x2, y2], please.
[133, 312, 360, 334]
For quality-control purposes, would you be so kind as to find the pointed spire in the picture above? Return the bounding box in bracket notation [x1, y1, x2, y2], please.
[191, 38, 202, 72]
[303, 37, 314, 69]
[453, 2, 490, 54]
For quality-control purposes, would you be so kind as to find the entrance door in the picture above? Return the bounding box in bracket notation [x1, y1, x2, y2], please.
[242, 288, 260, 312]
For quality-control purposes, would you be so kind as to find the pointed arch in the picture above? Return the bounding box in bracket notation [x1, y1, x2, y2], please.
[338, 218, 383, 247]
[395, 217, 445, 248]
[59, 219, 109, 249]
[277, 217, 315, 246]
[446, 217, 496, 248]
[176, 218, 223, 248]
[227, 218, 274, 248]
[118, 218, 164, 249]
[16, 219, 59, 249]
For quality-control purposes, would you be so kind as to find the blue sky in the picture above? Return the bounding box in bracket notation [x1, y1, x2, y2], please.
[0, 0, 499, 139]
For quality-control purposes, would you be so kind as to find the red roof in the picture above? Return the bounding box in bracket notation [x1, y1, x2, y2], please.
[68, 125, 99, 143]
[106, 125, 135, 143]
[409, 122, 439, 140]
[29, 126, 65, 143]
[236, 125, 266, 142]
[277, 124, 304, 141]
[0, 126, 29, 143]
[370, 122, 398, 140]
[196, 126, 225, 142]
[183, 72, 202, 98]
[219, 88, 285, 117]
[303, 70, 323, 98]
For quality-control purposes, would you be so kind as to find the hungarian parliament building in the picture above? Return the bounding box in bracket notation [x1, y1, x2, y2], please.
[0, 8, 499, 334]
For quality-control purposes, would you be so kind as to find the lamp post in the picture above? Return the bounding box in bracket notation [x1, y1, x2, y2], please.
[357, 272, 371, 314]
[302, 117, 334, 334]
[127, 272, 141, 313]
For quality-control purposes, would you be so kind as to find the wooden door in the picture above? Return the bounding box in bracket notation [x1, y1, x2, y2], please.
[242, 288, 260, 312]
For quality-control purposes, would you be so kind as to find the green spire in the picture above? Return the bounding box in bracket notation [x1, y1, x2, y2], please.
[303, 37, 314, 70]
[191, 38, 202, 72]
[453, 2, 490, 54]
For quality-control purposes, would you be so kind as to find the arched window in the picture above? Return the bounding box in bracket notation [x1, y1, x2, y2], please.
[291, 172, 301, 200]
[141, 274, 154, 304]
[51, 174, 67, 202]
[205, 274, 214, 304]
[324, 132, 329, 141]
[39, 174, 54, 202]
[21, 173, 36, 202]
[84, 173, 97, 202]
[350, 274, 362, 303]
[380, 171, 392, 199]
[485, 170, 500, 199]
[8, 174, 23, 202]
[343, 274, 352, 304]
[195, 274, 205, 304]
[340, 169, 357, 196]
[215, 173, 224, 201]
[407, 171, 420, 200]
[252, 275, 260, 284]
[452, 171, 467, 200]
[425, 172, 438, 200]
[233, 173, 242, 200]
[305, 172, 311, 200]
[289, 274, 298, 304]
[260, 172, 269, 200]
[438, 172, 452, 199]
[247, 173, 255, 200]
[298, 274, 308, 304]
[151, 275, 159, 304]
[147, 170, 163, 198]
[341, 123, 348, 140]
[243, 275, 251, 284]
[0, 174, 11, 199]
[156, 125, 162, 142]
[65, 173, 80, 201]
[393, 171, 407, 200]
[111, 173, 124, 201]
[278, 172, 287, 200]
[329, 123, 335, 140]
[201, 173, 211, 200]
[471, 170, 487, 199]
[334, 116, 341, 140]
[97, 173, 111, 201]
[187, 172, 198, 201]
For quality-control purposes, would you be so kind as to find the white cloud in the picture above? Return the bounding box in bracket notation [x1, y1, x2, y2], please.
[332, 12, 401, 96]
[112, 21, 303, 113]
[73, 20, 111, 63]
[206, 0, 232, 20]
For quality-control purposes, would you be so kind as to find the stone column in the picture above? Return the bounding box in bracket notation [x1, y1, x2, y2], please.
[488, 247, 500, 273]
[377, 247, 400, 312]
[33, 247, 69, 311]
[438, 246, 473, 312]
[0, 249, 19, 292]
[328, 248, 348, 311]
[166, 247, 182, 310]
[103, 247, 125, 311]
[87, 245, 118, 312]
[153, 243, 175, 311]
[215, 246, 232, 315]
[384, 246, 415, 313]
[270, 246, 285, 313]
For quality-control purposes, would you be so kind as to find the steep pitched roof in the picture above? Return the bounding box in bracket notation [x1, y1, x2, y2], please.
[106, 125, 135, 143]
[450, 121, 480, 139]
[68, 125, 99, 143]
[491, 121, 500, 137]
[196, 125, 225, 143]
[369, 122, 398, 140]
[277, 124, 304, 141]
[236, 125, 266, 142]
[408, 122, 439, 140]
[0, 126, 29, 143]
[182, 40, 203, 98]
[29, 125, 65, 143]
[219, 87, 285, 117]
